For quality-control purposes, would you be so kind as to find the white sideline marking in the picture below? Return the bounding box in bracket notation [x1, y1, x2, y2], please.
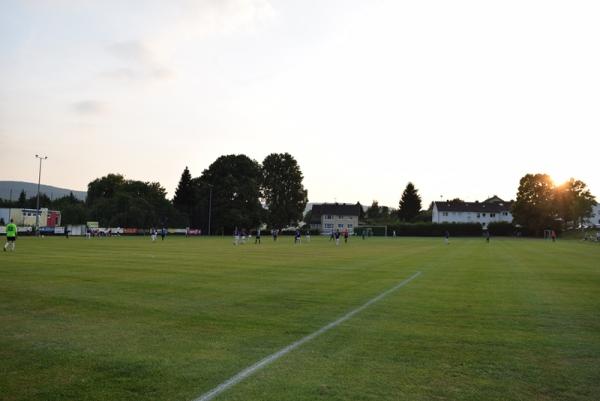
[192, 271, 422, 401]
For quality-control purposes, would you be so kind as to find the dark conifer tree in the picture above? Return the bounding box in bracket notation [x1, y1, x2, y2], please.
[18, 190, 27, 206]
[398, 182, 422, 222]
[173, 166, 195, 216]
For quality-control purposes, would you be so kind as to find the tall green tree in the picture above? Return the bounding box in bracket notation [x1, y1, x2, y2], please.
[356, 202, 366, 220]
[190, 154, 263, 234]
[262, 153, 308, 228]
[367, 201, 380, 220]
[555, 178, 596, 228]
[398, 182, 422, 221]
[86, 174, 186, 227]
[87, 174, 126, 205]
[512, 173, 557, 235]
[173, 166, 195, 218]
[51, 194, 87, 225]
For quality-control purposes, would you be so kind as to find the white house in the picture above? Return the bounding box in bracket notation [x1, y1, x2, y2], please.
[432, 196, 513, 228]
[309, 203, 361, 234]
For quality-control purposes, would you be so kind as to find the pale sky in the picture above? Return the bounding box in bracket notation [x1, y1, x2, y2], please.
[1, 0, 599, 207]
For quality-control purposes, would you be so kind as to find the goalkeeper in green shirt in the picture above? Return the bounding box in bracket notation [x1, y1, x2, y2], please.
[4, 219, 17, 252]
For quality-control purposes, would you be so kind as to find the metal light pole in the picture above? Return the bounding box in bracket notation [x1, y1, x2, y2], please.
[207, 184, 213, 236]
[35, 154, 48, 233]
[7, 189, 12, 226]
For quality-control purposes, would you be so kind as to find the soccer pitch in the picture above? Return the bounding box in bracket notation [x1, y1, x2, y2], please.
[1, 237, 599, 401]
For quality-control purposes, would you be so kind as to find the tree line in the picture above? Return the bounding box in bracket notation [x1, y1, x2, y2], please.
[172, 153, 308, 234]
[512, 174, 596, 235]
[1, 164, 595, 236]
[0, 153, 308, 231]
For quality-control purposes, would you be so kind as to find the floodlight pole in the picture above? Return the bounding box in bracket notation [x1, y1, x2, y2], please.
[208, 184, 213, 236]
[8, 189, 12, 226]
[35, 154, 48, 233]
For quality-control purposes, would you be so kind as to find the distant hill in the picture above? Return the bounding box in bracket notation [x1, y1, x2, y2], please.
[0, 181, 86, 201]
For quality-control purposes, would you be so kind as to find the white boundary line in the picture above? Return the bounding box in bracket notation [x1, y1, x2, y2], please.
[192, 271, 422, 401]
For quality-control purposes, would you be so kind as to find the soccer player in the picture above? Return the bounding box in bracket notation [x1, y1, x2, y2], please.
[160, 227, 166, 241]
[444, 230, 450, 245]
[233, 227, 240, 245]
[485, 230, 490, 243]
[294, 228, 301, 244]
[151, 227, 157, 241]
[343, 228, 349, 243]
[4, 219, 17, 252]
[334, 229, 340, 246]
[255, 228, 261, 244]
[306, 229, 311, 243]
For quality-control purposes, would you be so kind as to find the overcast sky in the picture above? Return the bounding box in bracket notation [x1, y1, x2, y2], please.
[1, 0, 599, 207]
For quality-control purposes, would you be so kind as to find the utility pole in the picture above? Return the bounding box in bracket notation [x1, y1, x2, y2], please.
[208, 184, 213, 236]
[35, 154, 48, 233]
[8, 189, 12, 226]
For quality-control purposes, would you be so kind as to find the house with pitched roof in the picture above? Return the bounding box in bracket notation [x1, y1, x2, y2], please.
[432, 196, 513, 228]
[309, 203, 361, 234]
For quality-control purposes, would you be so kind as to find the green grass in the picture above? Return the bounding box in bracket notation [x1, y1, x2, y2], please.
[1, 236, 599, 401]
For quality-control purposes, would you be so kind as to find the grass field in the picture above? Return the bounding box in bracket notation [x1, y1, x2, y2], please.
[1, 236, 599, 401]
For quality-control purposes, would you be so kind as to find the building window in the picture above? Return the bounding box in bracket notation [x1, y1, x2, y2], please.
[326, 215, 332, 220]
[338, 224, 344, 228]
[325, 223, 333, 228]
[482, 213, 486, 217]
[443, 212, 448, 216]
[348, 224, 353, 228]
[477, 213, 480, 218]
[339, 216, 344, 219]
[490, 213, 496, 218]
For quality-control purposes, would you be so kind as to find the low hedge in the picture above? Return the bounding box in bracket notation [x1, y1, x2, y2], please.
[386, 223, 483, 237]
[487, 222, 515, 236]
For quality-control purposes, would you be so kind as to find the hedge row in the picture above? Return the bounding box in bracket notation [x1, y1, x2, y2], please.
[386, 223, 483, 237]
[381, 222, 544, 237]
